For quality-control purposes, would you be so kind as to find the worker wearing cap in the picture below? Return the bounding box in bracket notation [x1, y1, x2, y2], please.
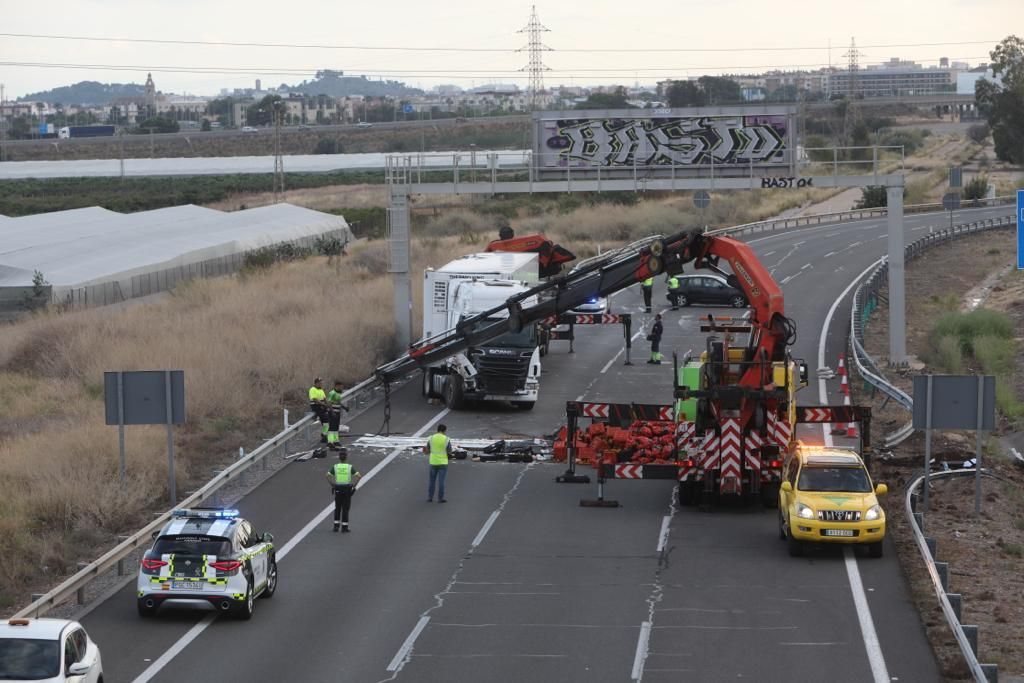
[666, 275, 681, 310]
[648, 314, 664, 364]
[309, 378, 329, 443]
[324, 448, 362, 532]
[641, 276, 654, 313]
[326, 380, 350, 449]
[424, 424, 453, 503]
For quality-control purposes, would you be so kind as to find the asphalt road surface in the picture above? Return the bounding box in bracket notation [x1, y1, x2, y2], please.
[79, 205, 1012, 682]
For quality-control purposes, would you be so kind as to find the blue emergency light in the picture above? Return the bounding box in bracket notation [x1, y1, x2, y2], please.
[171, 508, 240, 519]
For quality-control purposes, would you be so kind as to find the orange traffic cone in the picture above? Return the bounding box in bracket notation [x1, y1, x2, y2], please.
[837, 354, 847, 377]
[838, 373, 850, 396]
[843, 393, 857, 438]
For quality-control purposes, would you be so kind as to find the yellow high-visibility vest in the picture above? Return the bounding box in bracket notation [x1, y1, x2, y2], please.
[428, 433, 450, 466]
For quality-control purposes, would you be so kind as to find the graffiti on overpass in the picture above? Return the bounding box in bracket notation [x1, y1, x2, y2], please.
[540, 115, 788, 168]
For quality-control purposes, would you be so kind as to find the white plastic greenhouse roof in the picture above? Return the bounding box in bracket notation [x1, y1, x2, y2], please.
[0, 203, 350, 289]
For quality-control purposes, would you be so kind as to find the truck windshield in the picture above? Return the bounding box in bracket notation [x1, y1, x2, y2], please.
[465, 318, 536, 348]
[797, 466, 872, 493]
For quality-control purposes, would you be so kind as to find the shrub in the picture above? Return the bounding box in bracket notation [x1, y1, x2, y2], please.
[967, 123, 990, 145]
[963, 175, 989, 201]
[931, 309, 1013, 355]
[928, 334, 964, 374]
[855, 186, 889, 209]
[313, 138, 342, 155]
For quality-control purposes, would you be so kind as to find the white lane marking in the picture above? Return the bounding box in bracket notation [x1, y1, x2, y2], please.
[844, 548, 889, 683]
[601, 350, 624, 374]
[794, 240, 806, 246]
[133, 409, 450, 683]
[631, 621, 653, 680]
[471, 510, 501, 548]
[763, 250, 777, 256]
[825, 231, 841, 238]
[779, 641, 844, 646]
[780, 272, 801, 285]
[824, 251, 837, 258]
[656, 516, 671, 553]
[387, 616, 431, 672]
[817, 258, 883, 448]
[801, 263, 812, 270]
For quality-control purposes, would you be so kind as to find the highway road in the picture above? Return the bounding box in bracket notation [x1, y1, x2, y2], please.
[0, 150, 530, 179]
[78, 204, 1012, 682]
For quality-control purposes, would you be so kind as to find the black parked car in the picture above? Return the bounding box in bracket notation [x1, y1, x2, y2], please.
[669, 274, 748, 308]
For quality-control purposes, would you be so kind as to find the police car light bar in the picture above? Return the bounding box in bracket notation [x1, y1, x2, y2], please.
[171, 508, 240, 519]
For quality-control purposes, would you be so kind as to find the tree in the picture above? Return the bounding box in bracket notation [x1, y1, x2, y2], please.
[200, 119, 212, 132]
[963, 175, 989, 201]
[855, 186, 889, 209]
[134, 117, 179, 134]
[768, 85, 800, 102]
[666, 80, 705, 107]
[246, 94, 283, 127]
[697, 76, 742, 104]
[975, 35, 1024, 163]
[576, 87, 631, 109]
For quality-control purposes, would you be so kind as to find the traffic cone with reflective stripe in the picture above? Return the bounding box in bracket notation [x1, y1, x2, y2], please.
[837, 354, 847, 377]
[844, 393, 857, 438]
[837, 373, 850, 396]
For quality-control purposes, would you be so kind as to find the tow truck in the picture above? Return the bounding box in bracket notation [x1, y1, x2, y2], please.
[374, 229, 870, 504]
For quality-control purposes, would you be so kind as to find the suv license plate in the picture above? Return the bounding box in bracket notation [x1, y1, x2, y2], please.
[171, 581, 200, 590]
[823, 529, 855, 537]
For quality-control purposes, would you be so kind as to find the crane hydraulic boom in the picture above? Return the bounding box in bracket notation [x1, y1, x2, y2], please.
[375, 230, 794, 389]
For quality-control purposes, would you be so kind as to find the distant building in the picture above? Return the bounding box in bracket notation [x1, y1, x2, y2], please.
[829, 59, 955, 97]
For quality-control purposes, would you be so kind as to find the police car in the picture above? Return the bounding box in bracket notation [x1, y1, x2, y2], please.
[137, 508, 276, 620]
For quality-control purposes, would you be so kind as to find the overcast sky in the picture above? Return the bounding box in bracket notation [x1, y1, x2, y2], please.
[1, 0, 1019, 98]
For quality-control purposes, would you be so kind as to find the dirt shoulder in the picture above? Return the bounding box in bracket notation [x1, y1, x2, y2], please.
[855, 227, 1024, 679]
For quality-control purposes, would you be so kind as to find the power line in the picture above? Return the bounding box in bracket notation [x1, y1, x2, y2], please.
[0, 31, 1001, 54]
[0, 56, 984, 79]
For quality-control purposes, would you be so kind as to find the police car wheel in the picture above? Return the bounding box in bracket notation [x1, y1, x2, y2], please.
[677, 294, 689, 307]
[260, 557, 277, 599]
[235, 580, 255, 620]
[137, 598, 158, 618]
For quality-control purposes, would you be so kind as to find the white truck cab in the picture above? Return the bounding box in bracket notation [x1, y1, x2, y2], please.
[422, 253, 542, 410]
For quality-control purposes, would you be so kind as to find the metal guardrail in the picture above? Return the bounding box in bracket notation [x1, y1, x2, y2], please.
[849, 214, 1015, 447]
[905, 469, 999, 683]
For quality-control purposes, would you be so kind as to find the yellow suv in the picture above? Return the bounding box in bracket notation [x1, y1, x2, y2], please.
[778, 446, 887, 558]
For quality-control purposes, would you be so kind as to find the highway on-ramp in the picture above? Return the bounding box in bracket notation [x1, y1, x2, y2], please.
[78, 204, 1011, 682]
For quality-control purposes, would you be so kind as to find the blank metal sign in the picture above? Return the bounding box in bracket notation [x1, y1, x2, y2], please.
[912, 375, 995, 431]
[104, 370, 185, 425]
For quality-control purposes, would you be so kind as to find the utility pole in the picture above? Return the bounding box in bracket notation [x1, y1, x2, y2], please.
[517, 5, 552, 110]
[272, 101, 285, 202]
[0, 83, 6, 163]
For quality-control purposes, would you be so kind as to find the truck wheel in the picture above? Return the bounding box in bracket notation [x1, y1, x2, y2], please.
[513, 401, 535, 411]
[787, 534, 804, 557]
[421, 370, 431, 397]
[677, 481, 696, 507]
[444, 375, 465, 410]
[867, 541, 884, 558]
[731, 295, 747, 308]
[778, 510, 786, 540]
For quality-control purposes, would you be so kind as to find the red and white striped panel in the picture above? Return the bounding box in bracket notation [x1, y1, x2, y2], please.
[658, 406, 674, 421]
[677, 463, 696, 481]
[581, 403, 609, 419]
[615, 464, 642, 479]
[719, 418, 742, 492]
[699, 432, 719, 470]
[768, 411, 792, 448]
[745, 430, 763, 474]
[675, 421, 695, 452]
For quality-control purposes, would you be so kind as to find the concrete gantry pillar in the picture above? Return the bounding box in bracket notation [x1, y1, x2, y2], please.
[388, 190, 413, 350]
[887, 183, 907, 366]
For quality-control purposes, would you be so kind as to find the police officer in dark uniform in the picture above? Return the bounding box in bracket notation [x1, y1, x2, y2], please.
[324, 448, 362, 532]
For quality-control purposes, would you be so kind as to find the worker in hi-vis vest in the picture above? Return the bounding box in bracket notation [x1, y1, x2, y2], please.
[641, 277, 654, 313]
[325, 380, 350, 449]
[324, 448, 362, 532]
[424, 423, 453, 503]
[308, 377, 329, 443]
[666, 275, 681, 310]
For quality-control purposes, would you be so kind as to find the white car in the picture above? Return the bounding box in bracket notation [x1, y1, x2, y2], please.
[0, 617, 103, 682]
[240, 126, 259, 133]
[356, 121, 373, 128]
[137, 508, 276, 620]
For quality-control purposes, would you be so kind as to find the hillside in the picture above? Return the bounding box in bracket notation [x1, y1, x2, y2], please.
[279, 70, 423, 98]
[17, 80, 147, 106]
